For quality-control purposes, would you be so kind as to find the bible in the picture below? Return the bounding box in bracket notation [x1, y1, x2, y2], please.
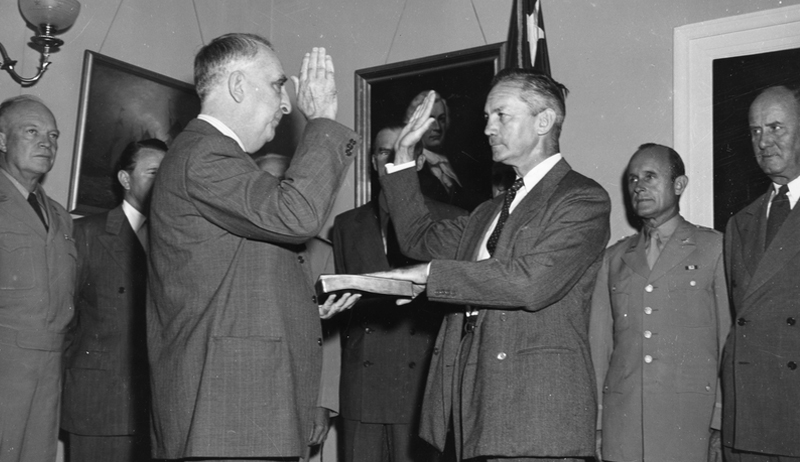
[315, 274, 418, 301]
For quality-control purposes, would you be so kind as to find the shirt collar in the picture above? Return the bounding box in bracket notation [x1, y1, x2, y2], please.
[772, 175, 800, 209]
[518, 153, 562, 193]
[198, 114, 247, 153]
[646, 213, 682, 243]
[121, 200, 146, 232]
[1, 167, 35, 198]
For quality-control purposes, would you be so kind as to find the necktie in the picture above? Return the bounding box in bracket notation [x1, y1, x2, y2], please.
[486, 178, 524, 256]
[646, 228, 662, 269]
[766, 185, 790, 248]
[27, 192, 48, 231]
[136, 220, 149, 253]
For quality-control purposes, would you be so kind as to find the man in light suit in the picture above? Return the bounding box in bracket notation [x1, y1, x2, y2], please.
[371, 69, 611, 461]
[0, 95, 76, 462]
[147, 33, 359, 461]
[62, 138, 166, 462]
[332, 126, 465, 462]
[589, 144, 730, 462]
[722, 84, 800, 462]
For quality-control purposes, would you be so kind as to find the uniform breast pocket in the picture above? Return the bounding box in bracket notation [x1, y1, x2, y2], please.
[0, 232, 36, 290]
[668, 273, 713, 327]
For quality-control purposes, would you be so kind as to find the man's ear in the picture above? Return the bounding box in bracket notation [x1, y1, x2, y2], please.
[674, 175, 689, 196]
[228, 70, 246, 103]
[0, 132, 6, 153]
[536, 108, 557, 135]
[117, 170, 131, 192]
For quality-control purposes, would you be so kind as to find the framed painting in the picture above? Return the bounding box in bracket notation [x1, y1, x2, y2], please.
[354, 43, 506, 209]
[68, 50, 200, 215]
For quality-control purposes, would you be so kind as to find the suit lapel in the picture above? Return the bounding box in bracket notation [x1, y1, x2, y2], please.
[99, 206, 145, 277]
[458, 195, 503, 261]
[621, 231, 650, 280]
[648, 218, 696, 282]
[744, 196, 800, 305]
[498, 159, 572, 254]
[353, 201, 391, 272]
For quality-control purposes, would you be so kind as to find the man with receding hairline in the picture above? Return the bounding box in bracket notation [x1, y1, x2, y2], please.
[0, 94, 76, 462]
[590, 143, 730, 462]
[147, 33, 359, 461]
[722, 84, 800, 462]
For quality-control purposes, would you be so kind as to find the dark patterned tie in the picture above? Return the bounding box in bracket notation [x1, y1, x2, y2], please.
[486, 178, 524, 256]
[766, 184, 790, 247]
[27, 192, 48, 231]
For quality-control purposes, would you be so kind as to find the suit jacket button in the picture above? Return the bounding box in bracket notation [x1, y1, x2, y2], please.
[433, 347, 440, 355]
[497, 352, 507, 360]
[645, 284, 653, 293]
[409, 362, 416, 369]
[118, 287, 126, 294]
[737, 317, 747, 326]
[788, 361, 797, 370]
[409, 329, 416, 335]
[298, 255, 305, 263]
[365, 327, 372, 334]
[311, 295, 317, 304]
[644, 307, 653, 315]
[317, 337, 322, 346]
[644, 355, 653, 363]
[363, 361, 372, 367]
[788, 317, 796, 326]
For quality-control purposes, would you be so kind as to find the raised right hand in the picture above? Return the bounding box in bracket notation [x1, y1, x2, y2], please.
[392, 91, 436, 164]
[291, 47, 337, 120]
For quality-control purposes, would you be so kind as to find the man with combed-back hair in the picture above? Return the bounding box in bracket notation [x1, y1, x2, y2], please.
[147, 33, 360, 461]
[369, 69, 611, 461]
[0, 94, 76, 462]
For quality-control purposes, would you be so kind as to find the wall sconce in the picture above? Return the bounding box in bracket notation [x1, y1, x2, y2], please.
[0, 0, 81, 86]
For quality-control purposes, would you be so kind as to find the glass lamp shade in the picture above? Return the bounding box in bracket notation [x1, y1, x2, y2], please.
[19, 0, 81, 31]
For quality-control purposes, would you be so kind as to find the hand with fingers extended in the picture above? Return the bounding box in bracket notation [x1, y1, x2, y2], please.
[366, 263, 428, 305]
[291, 47, 337, 120]
[393, 90, 437, 165]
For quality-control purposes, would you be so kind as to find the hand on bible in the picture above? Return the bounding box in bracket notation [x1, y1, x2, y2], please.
[367, 263, 428, 305]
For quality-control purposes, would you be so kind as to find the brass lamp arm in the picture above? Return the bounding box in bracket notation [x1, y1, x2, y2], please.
[0, 40, 51, 86]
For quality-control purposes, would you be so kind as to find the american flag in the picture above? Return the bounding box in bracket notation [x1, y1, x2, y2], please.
[506, 0, 551, 76]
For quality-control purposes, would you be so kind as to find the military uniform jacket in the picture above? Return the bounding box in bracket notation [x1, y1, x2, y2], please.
[380, 159, 610, 459]
[590, 217, 730, 462]
[723, 189, 800, 457]
[62, 205, 150, 436]
[0, 173, 75, 342]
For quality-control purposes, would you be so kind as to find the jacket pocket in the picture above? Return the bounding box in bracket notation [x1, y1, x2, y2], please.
[0, 231, 36, 290]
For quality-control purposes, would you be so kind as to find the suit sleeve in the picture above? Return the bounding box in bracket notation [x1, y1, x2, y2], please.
[427, 181, 610, 310]
[380, 167, 471, 262]
[187, 119, 358, 245]
[589, 248, 614, 430]
[711, 247, 731, 430]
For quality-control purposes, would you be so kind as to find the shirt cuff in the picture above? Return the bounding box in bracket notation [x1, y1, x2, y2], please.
[385, 161, 416, 174]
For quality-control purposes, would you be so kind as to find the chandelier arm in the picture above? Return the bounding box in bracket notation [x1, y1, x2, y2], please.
[0, 40, 51, 86]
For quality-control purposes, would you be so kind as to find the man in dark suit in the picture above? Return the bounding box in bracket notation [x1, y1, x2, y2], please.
[332, 125, 465, 462]
[147, 33, 359, 461]
[590, 144, 730, 462]
[722, 84, 800, 462]
[0, 95, 76, 462]
[62, 138, 167, 462]
[371, 69, 611, 461]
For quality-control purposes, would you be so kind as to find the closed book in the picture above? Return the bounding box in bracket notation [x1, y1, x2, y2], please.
[315, 274, 416, 301]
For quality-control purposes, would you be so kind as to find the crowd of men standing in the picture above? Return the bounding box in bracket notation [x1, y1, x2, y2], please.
[0, 30, 798, 462]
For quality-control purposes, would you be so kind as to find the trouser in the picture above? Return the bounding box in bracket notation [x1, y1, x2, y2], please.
[340, 418, 440, 462]
[67, 432, 152, 462]
[725, 447, 800, 462]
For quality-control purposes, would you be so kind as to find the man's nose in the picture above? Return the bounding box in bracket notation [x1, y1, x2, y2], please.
[484, 119, 496, 136]
[757, 131, 772, 150]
